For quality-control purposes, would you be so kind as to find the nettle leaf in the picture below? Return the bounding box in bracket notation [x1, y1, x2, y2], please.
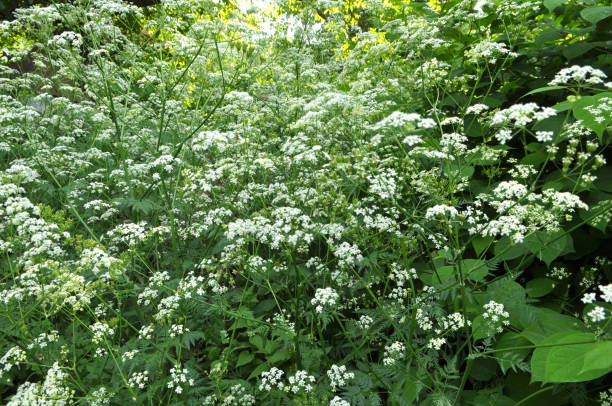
[531, 332, 612, 383]
[572, 92, 612, 142]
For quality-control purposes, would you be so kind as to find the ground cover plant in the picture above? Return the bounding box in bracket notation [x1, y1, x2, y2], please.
[0, 0, 612, 404]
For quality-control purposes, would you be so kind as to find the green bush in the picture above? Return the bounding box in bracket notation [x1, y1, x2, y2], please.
[0, 0, 611, 405]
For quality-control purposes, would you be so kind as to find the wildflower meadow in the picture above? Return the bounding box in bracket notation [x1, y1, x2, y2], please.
[0, 0, 612, 404]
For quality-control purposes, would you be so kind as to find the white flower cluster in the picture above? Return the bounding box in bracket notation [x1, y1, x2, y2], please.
[600, 388, 612, 406]
[582, 284, 612, 323]
[547, 266, 569, 280]
[287, 370, 316, 393]
[369, 169, 397, 200]
[327, 364, 355, 391]
[482, 301, 510, 334]
[330, 396, 351, 406]
[333, 242, 363, 268]
[584, 97, 612, 125]
[90, 321, 114, 357]
[259, 367, 285, 391]
[439, 312, 469, 333]
[169, 324, 189, 338]
[491, 103, 557, 127]
[128, 371, 149, 390]
[427, 337, 446, 350]
[425, 204, 459, 220]
[312, 287, 339, 313]
[548, 65, 607, 86]
[27, 330, 59, 350]
[0, 346, 27, 378]
[382, 341, 406, 366]
[358, 315, 373, 330]
[167, 365, 194, 394]
[465, 40, 517, 64]
[222, 384, 255, 406]
[88, 387, 112, 406]
[7, 362, 74, 406]
[388, 263, 417, 301]
[372, 111, 435, 130]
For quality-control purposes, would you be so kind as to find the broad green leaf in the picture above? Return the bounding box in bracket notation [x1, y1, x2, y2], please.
[531, 332, 606, 383]
[563, 42, 598, 60]
[236, 350, 254, 367]
[515, 305, 585, 344]
[432, 265, 454, 284]
[544, 0, 565, 12]
[580, 6, 612, 24]
[524, 231, 572, 267]
[526, 278, 556, 298]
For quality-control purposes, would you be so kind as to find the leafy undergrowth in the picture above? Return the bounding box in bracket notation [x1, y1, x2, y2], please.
[0, 0, 612, 405]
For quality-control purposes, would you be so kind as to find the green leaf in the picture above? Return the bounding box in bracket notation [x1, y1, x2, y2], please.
[494, 236, 526, 261]
[472, 315, 492, 341]
[580, 6, 612, 24]
[563, 42, 597, 60]
[236, 350, 254, 367]
[524, 231, 572, 267]
[526, 278, 556, 298]
[472, 236, 493, 256]
[495, 332, 532, 373]
[544, 0, 565, 12]
[531, 332, 609, 383]
[522, 86, 565, 98]
[460, 258, 489, 282]
[517, 305, 585, 344]
[432, 265, 455, 285]
[579, 199, 612, 232]
[267, 348, 291, 363]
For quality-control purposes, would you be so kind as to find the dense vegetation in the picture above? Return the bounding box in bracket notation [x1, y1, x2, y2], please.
[0, 0, 612, 404]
